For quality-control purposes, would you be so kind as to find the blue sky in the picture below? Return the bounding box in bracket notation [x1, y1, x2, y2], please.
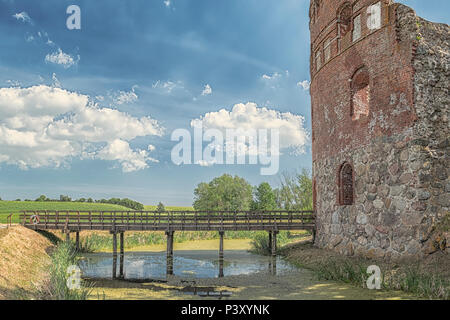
[0, 0, 448, 206]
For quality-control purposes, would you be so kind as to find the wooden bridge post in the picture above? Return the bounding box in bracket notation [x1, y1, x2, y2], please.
[218, 231, 224, 278]
[65, 230, 70, 243]
[268, 231, 273, 252]
[271, 231, 278, 275]
[75, 232, 80, 251]
[112, 232, 117, 279]
[166, 231, 174, 276]
[119, 232, 124, 279]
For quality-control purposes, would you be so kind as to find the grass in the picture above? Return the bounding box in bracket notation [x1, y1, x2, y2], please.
[36, 242, 92, 300]
[250, 231, 305, 255]
[0, 201, 132, 223]
[69, 229, 311, 253]
[0, 202, 195, 224]
[283, 243, 450, 300]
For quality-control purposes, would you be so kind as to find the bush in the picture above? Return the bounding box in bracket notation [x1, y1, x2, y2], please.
[38, 242, 92, 300]
[250, 231, 290, 255]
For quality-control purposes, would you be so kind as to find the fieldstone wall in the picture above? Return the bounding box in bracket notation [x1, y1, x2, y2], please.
[311, 2, 449, 259]
[410, 6, 450, 253]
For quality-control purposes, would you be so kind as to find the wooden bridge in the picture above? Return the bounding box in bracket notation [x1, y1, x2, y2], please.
[20, 210, 315, 279]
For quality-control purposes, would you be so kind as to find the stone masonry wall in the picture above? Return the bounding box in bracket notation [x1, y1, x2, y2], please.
[311, 2, 449, 259]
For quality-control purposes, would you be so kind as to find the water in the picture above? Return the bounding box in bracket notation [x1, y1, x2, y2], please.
[79, 250, 296, 279]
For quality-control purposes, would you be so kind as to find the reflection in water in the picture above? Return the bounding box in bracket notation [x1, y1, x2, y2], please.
[79, 250, 294, 279]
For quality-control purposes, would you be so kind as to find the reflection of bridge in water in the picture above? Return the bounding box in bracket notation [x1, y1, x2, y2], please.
[20, 210, 315, 279]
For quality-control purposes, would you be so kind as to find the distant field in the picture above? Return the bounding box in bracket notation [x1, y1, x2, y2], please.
[0, 201, 130, 224]
[144, 205, 194, 211]
[0, 202, 195, 224]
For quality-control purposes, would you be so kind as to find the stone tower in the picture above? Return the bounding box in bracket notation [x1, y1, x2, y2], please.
[309, 0, 449, 258]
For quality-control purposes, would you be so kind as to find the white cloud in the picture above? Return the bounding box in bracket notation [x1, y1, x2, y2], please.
[6, 80, 21, 87]
[152, 80, 183, 94]
[51, 73, 61, 88]
[0, 85, 163, 172]
[112, 86, 138, 105]
[97, 139, 158, 173]
[196, 159, 216, 167]
[261, 72, 282, 81]
[201, 84, 212, 96]
[45, 49, 79, 69]
[191, 102, 309, 156]
[297, 80, 310, 91]
[164, 0, 171, 7]
[12, 12, 33, 24]
[261, 72, 284, 89]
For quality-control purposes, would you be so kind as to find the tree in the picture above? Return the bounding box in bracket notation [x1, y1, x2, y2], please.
[193, 174, 253, 211]
[35, 195, 49, 202]
[87, 198, 93, 203]
[157, 202, 165, 212]
[59, 195, 72, 202]
[275, 169, 313, 211]
[251, 182, 278, 211]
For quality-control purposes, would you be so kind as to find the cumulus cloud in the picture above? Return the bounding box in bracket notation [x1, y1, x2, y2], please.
[0, 85, 163, 172]
[201, 84, 212, 96]
[191, 102, 309, 156]
[297, 80, 310, 91]
[45, 49, 79, 69]
[12, 12, 33, 24]
[97, 139, 158, 173]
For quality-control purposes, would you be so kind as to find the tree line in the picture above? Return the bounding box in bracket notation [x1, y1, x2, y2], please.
[192, 170, 313, 212]
[7, 195, 145, 211]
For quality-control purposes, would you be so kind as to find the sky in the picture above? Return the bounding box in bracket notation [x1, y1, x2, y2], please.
[0, 0, 448, 206]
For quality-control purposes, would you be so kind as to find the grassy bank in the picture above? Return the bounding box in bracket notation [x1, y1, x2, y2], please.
[0, 226, 92, 300]
[0, 226, 52, 299]
[282, 242, 450, 300]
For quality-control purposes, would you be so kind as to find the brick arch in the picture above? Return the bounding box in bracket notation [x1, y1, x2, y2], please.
[338, 162, 354, 206]
[351, 66, 370, 120]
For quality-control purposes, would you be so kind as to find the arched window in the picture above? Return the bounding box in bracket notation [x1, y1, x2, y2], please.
[351, 66, 370, 120]
[315, 50, 322, 71]
[310, 0, 322, 24]
[339, 162, 354, 205]
[338, 3, 352, 37]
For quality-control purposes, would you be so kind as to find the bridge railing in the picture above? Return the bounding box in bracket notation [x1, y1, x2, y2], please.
[20, 210, 315, 231]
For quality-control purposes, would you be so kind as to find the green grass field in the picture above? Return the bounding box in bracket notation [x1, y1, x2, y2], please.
[0, 202, 195, 224]
[0, 201, 130, 224]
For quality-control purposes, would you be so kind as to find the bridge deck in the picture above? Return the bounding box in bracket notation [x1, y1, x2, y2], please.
[20, 210, 315, 232]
